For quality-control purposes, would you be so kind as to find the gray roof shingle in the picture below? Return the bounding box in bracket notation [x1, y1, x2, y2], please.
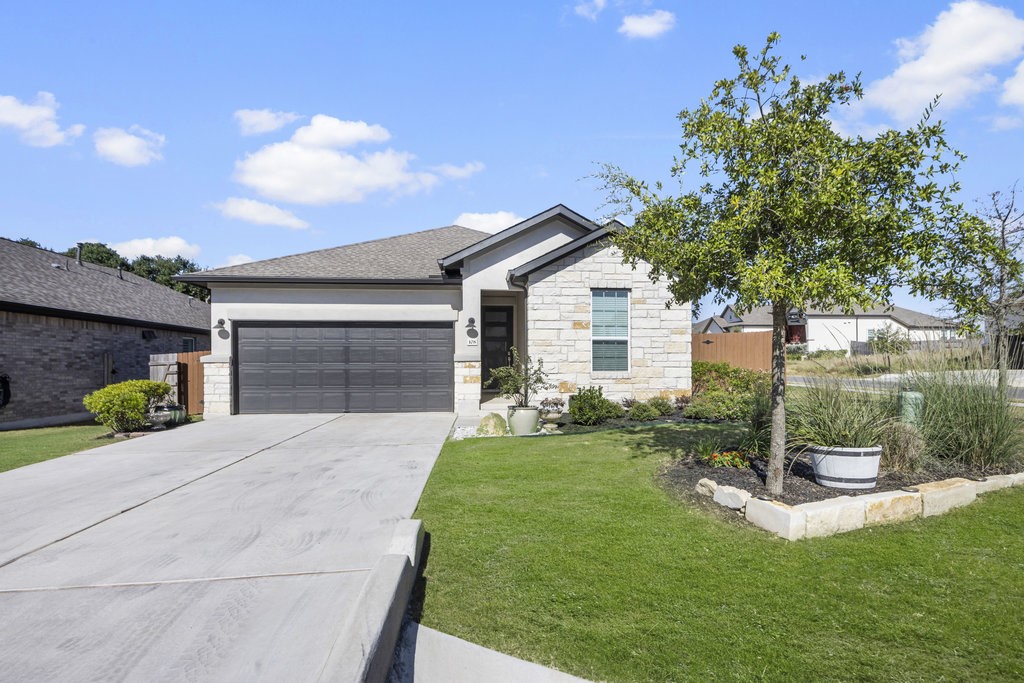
[0, 238, 210, 331]
[727, 303, 952, 329]
[181, 225, 490, 283]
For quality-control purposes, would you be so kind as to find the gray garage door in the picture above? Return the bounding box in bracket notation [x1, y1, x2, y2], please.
[236, 323, 454, 413]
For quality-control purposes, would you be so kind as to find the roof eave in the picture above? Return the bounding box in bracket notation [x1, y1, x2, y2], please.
[0, 300, 208, 334]
[439, 204, 600, 270]
[176, 275, 463, 287]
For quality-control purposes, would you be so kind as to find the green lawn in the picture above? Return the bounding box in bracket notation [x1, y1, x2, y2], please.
[0, 422, 115, 473]
[414, 423, 1024, 683]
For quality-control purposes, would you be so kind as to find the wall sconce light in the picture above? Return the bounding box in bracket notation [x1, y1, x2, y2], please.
[214, 318, 230, 340]
[465, 316, 479, 342]
[214, 318, 226, 329]
[466, 317, 476, 327]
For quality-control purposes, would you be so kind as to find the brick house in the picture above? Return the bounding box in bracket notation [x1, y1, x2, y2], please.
[179, 205, 691, 416]
[0, 239, 211, 430]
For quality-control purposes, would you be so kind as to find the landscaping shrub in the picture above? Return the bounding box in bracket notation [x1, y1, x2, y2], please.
[628, 401, 660, 422]
[83, 380, 171, 433]
[699, 449, 750, 468]
[786, 343, 808, 359]
[691, 361, 767, 396]
[647, 396, 674, 416]
[742, 385, 771, 454]
[880, 421, 926, 472]
[674, 394, 691, 411]
[620, 397, 639, 410]
[682, 391, 751, 421]
[806, 349, 847, 360]
[913, 371, 1024, 471]
[569, 386, 624, 426]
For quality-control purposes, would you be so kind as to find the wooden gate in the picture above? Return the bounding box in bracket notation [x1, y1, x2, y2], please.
[177, 351, 210, 415]
[692, 332, 771, 371]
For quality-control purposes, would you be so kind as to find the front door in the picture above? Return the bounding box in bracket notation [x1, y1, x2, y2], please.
[481, 306, 514, 390]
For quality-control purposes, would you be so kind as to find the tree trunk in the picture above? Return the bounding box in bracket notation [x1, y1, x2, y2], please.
[765, 300, 788, 496]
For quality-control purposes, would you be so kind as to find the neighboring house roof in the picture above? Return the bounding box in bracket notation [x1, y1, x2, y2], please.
[179, 225, 489, 285]
[507, 226, 612, 281]
[725, 304, 953, 329]
[0, 238, 209, 332]
[693, 316, 728, 334]
[439, 204, 600, 270]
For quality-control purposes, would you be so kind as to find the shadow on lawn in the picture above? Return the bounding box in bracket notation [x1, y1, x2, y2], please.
[605, 422, 748, 460]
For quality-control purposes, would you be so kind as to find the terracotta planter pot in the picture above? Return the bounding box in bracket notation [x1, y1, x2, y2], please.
[807, 445, 882, 489]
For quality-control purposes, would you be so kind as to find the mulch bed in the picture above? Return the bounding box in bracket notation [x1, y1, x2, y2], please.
[659, 454, 992, 507]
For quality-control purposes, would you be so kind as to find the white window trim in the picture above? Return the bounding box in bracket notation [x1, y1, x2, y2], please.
[590, 288, 630, 373]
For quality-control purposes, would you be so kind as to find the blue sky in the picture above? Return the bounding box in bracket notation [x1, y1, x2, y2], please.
[2, 1, 1024, 317]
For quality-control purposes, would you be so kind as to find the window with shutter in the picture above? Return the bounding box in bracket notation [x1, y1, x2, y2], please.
[591, 289, 629, 371]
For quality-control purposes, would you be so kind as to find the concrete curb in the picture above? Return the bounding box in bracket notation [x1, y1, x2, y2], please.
[319, 520, 424, 683]
[699, 471, 1023, 541]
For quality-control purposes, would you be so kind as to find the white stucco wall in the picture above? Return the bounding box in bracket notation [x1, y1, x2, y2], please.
[525, 242, 691, 401]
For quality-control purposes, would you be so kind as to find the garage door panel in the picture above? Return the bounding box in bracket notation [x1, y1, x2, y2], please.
[237, 322, 453, 413]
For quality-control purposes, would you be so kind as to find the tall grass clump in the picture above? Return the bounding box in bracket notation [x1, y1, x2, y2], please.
[911, 370, 1023, 471]
[787, 376, 892, 449]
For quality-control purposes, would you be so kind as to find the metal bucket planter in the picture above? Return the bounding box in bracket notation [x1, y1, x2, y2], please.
[507, 406, 541, 436]
[807, 445, 882, 489]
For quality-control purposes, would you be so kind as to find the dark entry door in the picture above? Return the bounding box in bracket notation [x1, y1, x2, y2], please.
[235, 322, 454, 413]
[481, 306, 514, 389]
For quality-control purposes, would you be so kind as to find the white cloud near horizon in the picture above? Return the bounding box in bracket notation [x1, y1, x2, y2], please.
[618, 10, 675, 39]
[574, 0, 606, 21]
[220, 253, 254, 267]
[454, 211, 524, 234]
[94, 125, 165, 166]
[234, 108, 302, 135]
[0, 91, 84, 147]
[233, 114, 481, 205]
[213, 197, 309, 229]
[111, 236, 201, 259]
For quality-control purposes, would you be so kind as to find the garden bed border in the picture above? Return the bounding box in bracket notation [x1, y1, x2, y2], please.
[696, 472, 1024, 540]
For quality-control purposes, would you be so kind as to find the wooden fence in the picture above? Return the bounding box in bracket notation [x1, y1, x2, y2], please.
[692, 332, 771, 371]
[177, 351, 210, 415]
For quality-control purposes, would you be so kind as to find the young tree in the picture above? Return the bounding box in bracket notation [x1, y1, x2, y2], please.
[598, 34, 991, 495]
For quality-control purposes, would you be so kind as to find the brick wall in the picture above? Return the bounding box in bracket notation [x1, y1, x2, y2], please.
[525, 243, 691, 402]
[0, 310, 210, 428]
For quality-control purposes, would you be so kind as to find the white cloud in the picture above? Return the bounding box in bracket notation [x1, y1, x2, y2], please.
[454, 211, 524, 234]
[94, 125, 165, 166]
[0, 91, 84, 147]
[220, 253, 254, 267]
[111, 236, 201, 259]
[233, 114, 475, 205]
[291, 115, 390, 148]
[990, 114, 1024, 130]
[574, 0, 606, 21]
[234, 108, 302, 135]
[432, 161, 485, 179]
[861, 1, 1024, 123]
[618, 10, 675, 39]
[213, 197, 309, 229]
[1002, 60, 1024, 106]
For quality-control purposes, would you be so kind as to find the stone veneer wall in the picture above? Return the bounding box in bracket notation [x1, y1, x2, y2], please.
[526, 243, 691, 401]
[454, 360, 482, 414]
[200, 355, 232, 416]
[0, 310, 209, 429]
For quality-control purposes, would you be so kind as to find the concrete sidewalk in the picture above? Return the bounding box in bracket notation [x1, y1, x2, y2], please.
[0, 412, 453, 681]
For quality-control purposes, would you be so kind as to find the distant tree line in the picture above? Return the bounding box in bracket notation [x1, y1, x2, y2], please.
[8, 237, 209, 301]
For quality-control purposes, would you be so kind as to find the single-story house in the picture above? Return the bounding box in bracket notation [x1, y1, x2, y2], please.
[0, 238, 211, 430]
[694, 303, 958, 354]
[179, 205, 692, 416]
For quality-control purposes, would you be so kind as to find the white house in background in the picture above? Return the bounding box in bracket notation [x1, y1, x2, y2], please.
[693, 303, 958, 354]
[179, 205, 692, 416]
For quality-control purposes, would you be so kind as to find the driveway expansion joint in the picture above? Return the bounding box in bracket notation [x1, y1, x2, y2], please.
[0, 566, 373, 594]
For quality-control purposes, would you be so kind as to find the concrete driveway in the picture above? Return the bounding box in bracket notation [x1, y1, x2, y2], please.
[0, 412, 453, 681]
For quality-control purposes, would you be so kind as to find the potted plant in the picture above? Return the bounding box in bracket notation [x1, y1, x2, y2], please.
[484, 347, 553, 436]
[787, 377, 892, 489]
[539, 396, 565, 422]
